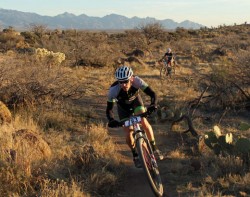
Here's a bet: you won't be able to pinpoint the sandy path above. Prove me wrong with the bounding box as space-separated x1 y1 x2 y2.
108 128 157 197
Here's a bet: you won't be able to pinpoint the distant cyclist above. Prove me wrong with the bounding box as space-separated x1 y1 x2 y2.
160 48 174 75
162 48 173 65
106 65 164 168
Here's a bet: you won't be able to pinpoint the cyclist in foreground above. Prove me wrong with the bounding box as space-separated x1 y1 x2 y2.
106 65 164 168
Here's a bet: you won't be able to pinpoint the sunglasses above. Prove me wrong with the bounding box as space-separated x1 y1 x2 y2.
119 80 130 84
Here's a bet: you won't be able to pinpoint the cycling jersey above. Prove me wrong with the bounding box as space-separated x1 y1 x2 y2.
107 76 148 104
106 76 157 121
164 52 173 63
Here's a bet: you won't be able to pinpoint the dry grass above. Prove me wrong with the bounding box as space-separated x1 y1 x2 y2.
0 105 123 196
0 101 12 124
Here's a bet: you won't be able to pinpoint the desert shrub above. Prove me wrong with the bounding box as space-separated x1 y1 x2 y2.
43 123 123 196
0 117 51 177
29 23 48 38
20 31 40 46
0 57 85 109
123 29 148 51
65 31 119 67
195 42 214 61
35 48 66 66
175 27 191 38
13 129 52 158
138 22 168 44
0 30 24 52
173 40 194 54
0 110 123 196
212 34 250 52
197 52 250 111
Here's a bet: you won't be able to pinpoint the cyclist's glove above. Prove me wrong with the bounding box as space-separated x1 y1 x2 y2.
147 105 157 114
108 119 121 128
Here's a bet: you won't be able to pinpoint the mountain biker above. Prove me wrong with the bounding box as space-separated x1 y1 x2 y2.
106 65 164 168
161 48 174 75
162 48 173 65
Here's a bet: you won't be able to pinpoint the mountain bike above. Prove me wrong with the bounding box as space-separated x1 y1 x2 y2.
159 57 176 79
119 110 164 197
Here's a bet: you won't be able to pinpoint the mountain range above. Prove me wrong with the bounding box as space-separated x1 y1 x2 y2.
0 8 204 30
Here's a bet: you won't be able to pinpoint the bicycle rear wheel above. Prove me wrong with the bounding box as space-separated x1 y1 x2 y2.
137 137 164 197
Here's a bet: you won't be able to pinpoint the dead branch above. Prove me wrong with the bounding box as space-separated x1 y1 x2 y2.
190 86 209 116
230 80 250 101
218 107 229 124
171 114 200 137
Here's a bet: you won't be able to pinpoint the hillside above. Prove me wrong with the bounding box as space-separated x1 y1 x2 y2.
0 8 204 30
0 23 249 196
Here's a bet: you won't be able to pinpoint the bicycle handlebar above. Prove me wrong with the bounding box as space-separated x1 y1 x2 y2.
118 107 155 127
108 107 156 128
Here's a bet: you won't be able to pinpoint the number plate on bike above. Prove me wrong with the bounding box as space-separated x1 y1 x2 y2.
124 116 142 127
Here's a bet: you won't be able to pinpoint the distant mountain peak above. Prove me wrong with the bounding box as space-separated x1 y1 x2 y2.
56 12 76 17
0 8 204 30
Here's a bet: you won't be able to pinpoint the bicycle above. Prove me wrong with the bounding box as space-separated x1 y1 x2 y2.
118 109 164 197
159 57 176 79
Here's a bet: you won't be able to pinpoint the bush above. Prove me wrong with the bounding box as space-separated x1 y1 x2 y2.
35 48 66 66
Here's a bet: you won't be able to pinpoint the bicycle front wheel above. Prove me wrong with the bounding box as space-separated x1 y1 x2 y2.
160 65 168 79
172 61 176 74
137 137 164 197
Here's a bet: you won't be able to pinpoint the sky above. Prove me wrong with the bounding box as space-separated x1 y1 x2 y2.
1 0 250 27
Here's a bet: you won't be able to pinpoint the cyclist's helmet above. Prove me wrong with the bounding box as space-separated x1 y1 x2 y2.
115 66 133 81
167 48 171 53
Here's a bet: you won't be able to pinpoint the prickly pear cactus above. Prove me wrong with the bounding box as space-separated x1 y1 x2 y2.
199 126 250 167
239 122 250 131
213 125 222 138
235 138 250 154
225 133 233 144
204 131 218 149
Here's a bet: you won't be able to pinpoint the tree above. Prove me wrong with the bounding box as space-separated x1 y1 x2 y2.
29 23 47 38
137 22 168 44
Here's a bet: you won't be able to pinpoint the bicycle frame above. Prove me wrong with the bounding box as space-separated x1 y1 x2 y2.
124 116 155 161
124 116 146 140
123 114 163 197
160 58 176 79
124 116 145 140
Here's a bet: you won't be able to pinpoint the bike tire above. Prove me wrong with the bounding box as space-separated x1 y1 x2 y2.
137 137 164 197
172 61 176 74
160 65 168 79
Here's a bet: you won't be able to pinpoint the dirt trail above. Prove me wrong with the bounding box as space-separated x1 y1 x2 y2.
108 128 156 197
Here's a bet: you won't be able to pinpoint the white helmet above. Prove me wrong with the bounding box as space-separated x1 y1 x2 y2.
115 66 133 81
167 48 171 53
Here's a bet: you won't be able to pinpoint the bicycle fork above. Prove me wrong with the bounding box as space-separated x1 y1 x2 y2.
134 130 158 169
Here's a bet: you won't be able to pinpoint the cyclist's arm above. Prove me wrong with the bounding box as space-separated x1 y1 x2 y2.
106 101 115 121
143 86 158 106
160 53 167 61
106 83 120 121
